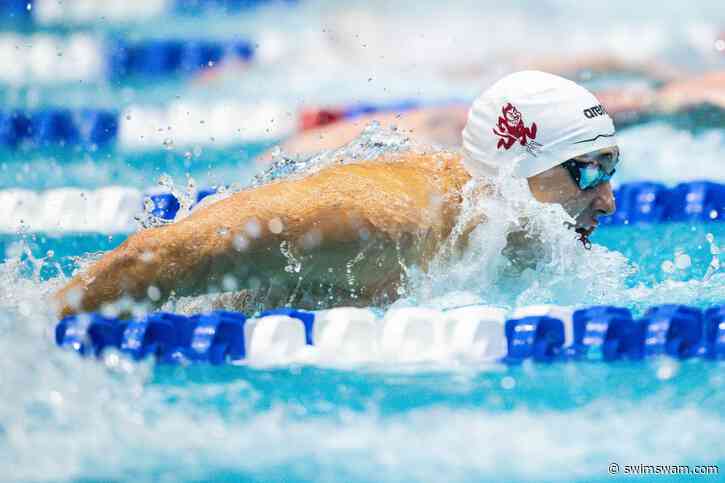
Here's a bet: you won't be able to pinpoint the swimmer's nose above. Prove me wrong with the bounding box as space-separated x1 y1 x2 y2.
592 181 616 216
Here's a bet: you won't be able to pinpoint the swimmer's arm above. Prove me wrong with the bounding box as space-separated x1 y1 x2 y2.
53 167 392 317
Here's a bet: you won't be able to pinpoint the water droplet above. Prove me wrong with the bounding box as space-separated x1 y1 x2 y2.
675 252 691 270
222 275 238 291
147 285 161 301
656 360 678 380
244 218 262 238
268 218 284 234
162 138 174 150
501 376 516 390
233 234 249 252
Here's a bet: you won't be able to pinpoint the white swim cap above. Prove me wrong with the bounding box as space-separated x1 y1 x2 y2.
462 71 617 178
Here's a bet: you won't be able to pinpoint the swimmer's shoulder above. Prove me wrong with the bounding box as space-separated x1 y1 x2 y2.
363 151 471 190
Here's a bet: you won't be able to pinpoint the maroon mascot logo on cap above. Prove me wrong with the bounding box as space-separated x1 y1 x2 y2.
493 103 541 155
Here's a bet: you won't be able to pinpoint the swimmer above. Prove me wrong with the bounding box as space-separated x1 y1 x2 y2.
257 104 469 165
655 70 725 112
55 71 618 317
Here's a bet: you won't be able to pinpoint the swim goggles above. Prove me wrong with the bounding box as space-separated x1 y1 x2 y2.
562 151 619 191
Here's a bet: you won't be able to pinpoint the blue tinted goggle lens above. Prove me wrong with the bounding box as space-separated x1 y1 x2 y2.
563 159 616 190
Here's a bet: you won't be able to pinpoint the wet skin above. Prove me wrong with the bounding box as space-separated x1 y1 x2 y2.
54 149 617 317
527 146 619 237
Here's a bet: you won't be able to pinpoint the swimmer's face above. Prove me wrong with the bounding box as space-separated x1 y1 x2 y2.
527 146 619 236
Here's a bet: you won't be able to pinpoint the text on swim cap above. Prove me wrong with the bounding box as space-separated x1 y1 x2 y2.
583 104 607 119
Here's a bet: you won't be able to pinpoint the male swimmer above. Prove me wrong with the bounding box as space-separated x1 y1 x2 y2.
55 71 618 317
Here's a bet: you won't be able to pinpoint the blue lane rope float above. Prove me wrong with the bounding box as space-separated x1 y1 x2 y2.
0 0 32 24
107 37 255 79
0 108 118 149
601 181 725 225
175 0 300 14
55 303 725 365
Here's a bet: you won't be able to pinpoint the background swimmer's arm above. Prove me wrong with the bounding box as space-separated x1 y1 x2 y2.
54 157 465 316
257 106 468 164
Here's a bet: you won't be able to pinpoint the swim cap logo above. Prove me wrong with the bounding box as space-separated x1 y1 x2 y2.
583 104 606 119
493 103 542 156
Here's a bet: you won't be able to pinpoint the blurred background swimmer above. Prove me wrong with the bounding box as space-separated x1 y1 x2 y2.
55 71 618 316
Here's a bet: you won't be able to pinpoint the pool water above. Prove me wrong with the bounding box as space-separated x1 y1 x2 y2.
3 0 725 481
2 182 724 483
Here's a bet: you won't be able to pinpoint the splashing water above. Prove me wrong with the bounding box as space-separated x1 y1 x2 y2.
252 121 415 187
705 232 722 280
3 135 725 483
406 160 636 311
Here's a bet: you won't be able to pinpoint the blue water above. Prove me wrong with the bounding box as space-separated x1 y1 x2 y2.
1 221 722 482
2 1 725 482
4 221 724 295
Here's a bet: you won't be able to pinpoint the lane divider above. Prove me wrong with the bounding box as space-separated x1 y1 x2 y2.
0 101 293 150
107 37 254 79
0 99 420 150
0 186 215 233
601 181 725 224
55 304 725 365
0 34 254 84
1 180 723 233
0 100 425 150
12 0 298 26
0 109 118 148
